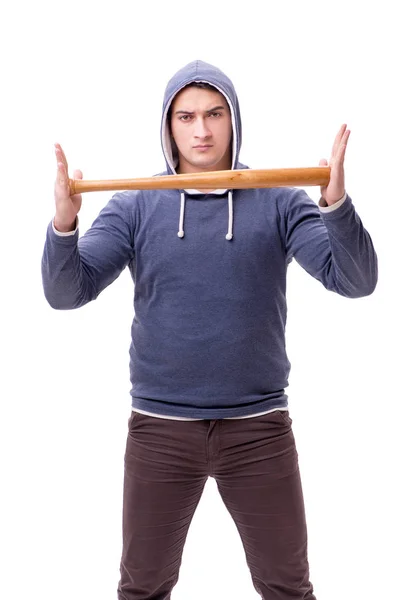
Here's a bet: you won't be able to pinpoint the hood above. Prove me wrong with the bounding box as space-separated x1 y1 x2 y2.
160 60 244 240
161 60 242 179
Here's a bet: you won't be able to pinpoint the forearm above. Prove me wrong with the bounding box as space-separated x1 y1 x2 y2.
41 193 136 310
321 196 378 297
286 191 378 298
41 221 96 309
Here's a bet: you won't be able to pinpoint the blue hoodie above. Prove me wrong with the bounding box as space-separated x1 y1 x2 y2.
41 60 378 420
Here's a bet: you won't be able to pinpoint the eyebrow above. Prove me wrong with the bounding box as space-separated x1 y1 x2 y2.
174 105 226 115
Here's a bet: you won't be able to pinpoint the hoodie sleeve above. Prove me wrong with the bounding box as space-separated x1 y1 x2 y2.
284 189 378 298
41 192 135 309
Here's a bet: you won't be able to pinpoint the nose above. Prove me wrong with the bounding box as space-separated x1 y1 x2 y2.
194 117 211 138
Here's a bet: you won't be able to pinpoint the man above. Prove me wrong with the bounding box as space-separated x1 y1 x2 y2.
42 60 378 600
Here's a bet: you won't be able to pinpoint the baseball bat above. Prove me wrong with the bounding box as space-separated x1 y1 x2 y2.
68 167 330 195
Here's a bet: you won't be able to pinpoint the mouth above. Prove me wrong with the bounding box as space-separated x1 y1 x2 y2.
193 145 213 150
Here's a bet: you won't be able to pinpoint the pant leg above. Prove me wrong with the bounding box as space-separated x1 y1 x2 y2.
117 411 208 600
213 410 316 600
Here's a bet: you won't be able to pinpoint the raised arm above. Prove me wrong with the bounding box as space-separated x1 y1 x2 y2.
41 144 135 309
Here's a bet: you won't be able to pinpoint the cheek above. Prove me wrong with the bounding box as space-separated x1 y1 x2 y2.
218 122 232 145
171 125 182 145
170 126 190 154
172 123 188 139
170 122 177 140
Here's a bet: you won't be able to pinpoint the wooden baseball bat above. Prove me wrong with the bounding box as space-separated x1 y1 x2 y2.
68 167 330 195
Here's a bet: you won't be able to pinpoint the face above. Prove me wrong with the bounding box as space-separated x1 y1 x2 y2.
170 86 232 174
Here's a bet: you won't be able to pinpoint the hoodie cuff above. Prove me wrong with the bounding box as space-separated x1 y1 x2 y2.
318 192 347 213
52 217 79 236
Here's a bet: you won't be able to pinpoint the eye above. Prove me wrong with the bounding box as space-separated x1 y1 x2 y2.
178 115 193 122
209 112 222 118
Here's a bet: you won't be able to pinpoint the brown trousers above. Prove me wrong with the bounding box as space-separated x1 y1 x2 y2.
117 409 316 600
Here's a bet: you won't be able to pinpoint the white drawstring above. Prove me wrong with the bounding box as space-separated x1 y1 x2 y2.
177 191 185 238
177 190 233 240
225 190 233 240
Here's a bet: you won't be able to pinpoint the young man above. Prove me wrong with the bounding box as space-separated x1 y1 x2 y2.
42 60 378 600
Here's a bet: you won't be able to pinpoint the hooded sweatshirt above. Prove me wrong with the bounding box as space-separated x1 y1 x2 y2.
41 60 378 421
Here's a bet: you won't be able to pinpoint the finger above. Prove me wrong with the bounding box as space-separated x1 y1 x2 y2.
56 161 69 189
331 124 347 159
55 146 67 173
331 124 347 160
56 143 68 168
336 129 351 164
54 143 69 172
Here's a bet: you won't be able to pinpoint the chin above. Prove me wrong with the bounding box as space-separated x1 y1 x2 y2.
191 157 221 170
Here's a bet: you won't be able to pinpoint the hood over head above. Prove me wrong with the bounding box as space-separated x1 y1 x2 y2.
161 60 242 177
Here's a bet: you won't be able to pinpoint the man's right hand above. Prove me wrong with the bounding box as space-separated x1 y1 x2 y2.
54 143 83 232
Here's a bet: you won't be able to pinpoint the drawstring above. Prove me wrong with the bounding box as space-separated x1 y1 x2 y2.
177 191 185 238
177 190 234 240
226 190 233 240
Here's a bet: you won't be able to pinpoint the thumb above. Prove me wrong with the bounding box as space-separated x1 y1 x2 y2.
71 169 83 201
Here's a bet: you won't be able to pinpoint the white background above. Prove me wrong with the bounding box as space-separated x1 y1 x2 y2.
1 1 399 599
